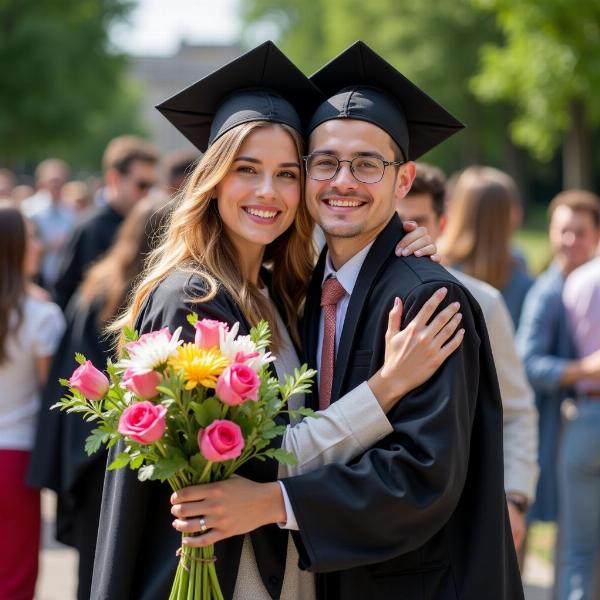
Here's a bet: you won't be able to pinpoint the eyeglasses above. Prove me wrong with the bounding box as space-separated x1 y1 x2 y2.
303 153 404 184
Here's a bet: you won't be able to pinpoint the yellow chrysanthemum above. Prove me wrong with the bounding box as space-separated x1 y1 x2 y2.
168 344 229 390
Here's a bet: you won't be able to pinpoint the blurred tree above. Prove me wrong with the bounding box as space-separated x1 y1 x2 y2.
241 1 517 179
470 0 600 188
0 0 140 169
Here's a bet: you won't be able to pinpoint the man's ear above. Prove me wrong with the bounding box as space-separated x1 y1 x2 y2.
438 214 448 234
105 168 122 188
394 161 416 200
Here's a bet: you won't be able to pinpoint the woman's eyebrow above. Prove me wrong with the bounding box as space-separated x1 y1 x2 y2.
234 156 261 164
279 162 300 168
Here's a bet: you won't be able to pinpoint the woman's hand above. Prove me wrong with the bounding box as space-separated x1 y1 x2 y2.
367 287 464 412
395 220 440 262
171 476 285 548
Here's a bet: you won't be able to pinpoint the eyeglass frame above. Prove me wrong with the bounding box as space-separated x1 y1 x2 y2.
303 153 406 184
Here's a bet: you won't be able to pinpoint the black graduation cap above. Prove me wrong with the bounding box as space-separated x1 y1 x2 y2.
156 41 323 152
309 41 464 160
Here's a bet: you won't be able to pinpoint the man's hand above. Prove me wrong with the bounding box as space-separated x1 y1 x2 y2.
171 476 286 548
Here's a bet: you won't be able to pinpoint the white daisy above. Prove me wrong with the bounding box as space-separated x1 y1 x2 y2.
219 323 276 372
119 326 183 373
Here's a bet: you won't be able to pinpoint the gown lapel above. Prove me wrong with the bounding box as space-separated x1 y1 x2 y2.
302 249 327 411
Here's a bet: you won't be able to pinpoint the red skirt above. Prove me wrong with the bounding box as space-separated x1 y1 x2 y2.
0 450 41 600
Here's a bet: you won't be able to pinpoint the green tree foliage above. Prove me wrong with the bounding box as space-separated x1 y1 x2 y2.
471 0 600 158
0 0 139 167
241 0 508 173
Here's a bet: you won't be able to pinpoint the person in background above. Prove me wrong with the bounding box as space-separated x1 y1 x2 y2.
396 162 538 553
440 166 533 327
62 180 93 218
52 135 159 310
23 159 76 289
162 148 200 196
0 202 65 600
0 169 16 199
11 184 35 207
517 191 600 535
21 158 69 216
558 252 600 600
28 198 171 600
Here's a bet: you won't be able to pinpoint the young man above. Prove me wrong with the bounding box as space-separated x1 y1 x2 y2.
174 42 523 599
517 190 600 530
52 135 159 309
396 162 538 553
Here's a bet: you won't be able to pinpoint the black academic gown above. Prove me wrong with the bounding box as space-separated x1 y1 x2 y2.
53 204 123 310
282 215 524 600
27 294 110 600
90 269 288 600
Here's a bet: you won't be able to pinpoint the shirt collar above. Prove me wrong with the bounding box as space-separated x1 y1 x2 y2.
322 241 375 296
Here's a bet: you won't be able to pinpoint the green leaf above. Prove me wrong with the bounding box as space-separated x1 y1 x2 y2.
156 385 177 400
264 448 298 466
261 424 286 439
190 401 211 427
249 320 271 351
123 326 139 343
130 455 144 470
74 352 87 365
189 452 207 475
151 456 189 481
85 428 110 455
186 312 199 327
203 396 223 422
107 452 131 470
59 377 70 387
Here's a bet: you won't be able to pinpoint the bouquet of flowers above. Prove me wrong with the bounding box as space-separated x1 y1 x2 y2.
54 314 316 600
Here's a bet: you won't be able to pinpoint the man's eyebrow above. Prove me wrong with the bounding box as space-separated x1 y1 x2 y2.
310 149 386 160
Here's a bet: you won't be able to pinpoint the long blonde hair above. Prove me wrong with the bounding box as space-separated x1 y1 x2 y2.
440 166 518 290
112 121 315 351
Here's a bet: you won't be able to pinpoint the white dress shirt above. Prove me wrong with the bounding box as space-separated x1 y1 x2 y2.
316 242 375 387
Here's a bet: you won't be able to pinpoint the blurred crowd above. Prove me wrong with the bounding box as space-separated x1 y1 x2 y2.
1 137 599 599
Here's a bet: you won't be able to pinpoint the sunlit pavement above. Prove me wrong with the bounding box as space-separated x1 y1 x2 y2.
36 490 552 600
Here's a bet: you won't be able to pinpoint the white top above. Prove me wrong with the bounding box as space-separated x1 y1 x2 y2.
0 295 65 450
448 268 538 501
316 241 375 386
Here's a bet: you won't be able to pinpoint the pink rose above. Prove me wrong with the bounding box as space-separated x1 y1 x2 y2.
118 401 167 444
198 420 244 462
216 363 260 406
194 319 228 349
69 360 109 401
123 368 162 399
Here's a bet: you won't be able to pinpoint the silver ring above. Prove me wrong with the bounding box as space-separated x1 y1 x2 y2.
199 517 208 534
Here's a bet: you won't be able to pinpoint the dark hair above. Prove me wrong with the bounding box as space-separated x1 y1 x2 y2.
102 135 159 175
78 198 172 324
163 149 201 191
548 189 600 228
0 201 27 365
407 163 447 218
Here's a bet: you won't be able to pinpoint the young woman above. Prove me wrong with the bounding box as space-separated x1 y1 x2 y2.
441 166 533 327
0 202 65 600
28 198 170 600
92 44 463 600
